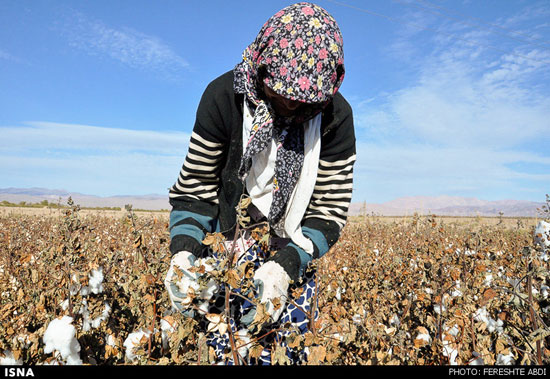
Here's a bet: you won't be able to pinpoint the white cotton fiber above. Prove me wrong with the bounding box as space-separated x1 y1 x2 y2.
496 352 515 365
469 352 485 365
88 268 104 294
42 316 82 365
0 351 23 365
473 307 503 334
160 317 176 350
236 329 251 359
123 329 151 362
535 221 550 261
77 267 105 296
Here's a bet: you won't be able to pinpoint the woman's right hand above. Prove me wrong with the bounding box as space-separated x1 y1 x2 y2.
164 251 201 315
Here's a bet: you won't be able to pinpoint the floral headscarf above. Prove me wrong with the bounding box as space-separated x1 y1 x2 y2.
234 2 345 225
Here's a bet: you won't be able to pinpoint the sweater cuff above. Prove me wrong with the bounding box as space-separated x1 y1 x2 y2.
169 234 204 258
302 218 341 258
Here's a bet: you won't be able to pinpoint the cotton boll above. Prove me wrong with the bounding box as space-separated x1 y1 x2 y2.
534 221 550 262
235 329 251 359
88 268 104 295
106 334 118 348
496 352 515 365
469 352 484 365
65 354 83 365
80 268 105 296
160 317 176 350
534 221 550 250
80 286 91 297
417 332 430 344
473 307 489 323
0 351 22 365
487 318 504 334
415 326 431 346
91 303 111 329
434 303 446 315
440 328 459 365
79 299 111 331
123 329 151 362
60 299 69 311
13 334 32 349
473 307 503 334
69 274 80 296
442 342 458 365
389 314 400 327
450 281 463 297
80 299 92 332
42 316 82 365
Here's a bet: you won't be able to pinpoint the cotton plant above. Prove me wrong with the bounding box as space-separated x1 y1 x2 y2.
441 324 460 365
80 268 105 296
123 329 151 363
80 300 112 332
469 352 485 365
473 307 504 334
496 352 515 365
414 326 431 347
40 265 111 365
534 221 549 261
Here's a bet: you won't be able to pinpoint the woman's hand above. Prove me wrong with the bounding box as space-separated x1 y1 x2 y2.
241 260 291 330
164 251 201 316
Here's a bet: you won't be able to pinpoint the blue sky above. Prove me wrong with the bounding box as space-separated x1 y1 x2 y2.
1 0 549 203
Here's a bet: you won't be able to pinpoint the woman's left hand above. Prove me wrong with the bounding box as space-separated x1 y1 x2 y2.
240 260 291 329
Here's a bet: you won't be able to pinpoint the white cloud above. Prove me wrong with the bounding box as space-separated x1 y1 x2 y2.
353 142 550 203
0 122 190 196
0 48 24 64
61 11 189 79
497 1 550 31
351 2 550 203
1 122 190 155
0 48 13 60
359 41 550 148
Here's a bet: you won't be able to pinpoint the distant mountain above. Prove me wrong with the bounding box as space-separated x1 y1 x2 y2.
0 188 169 210
0 187 72 196
349 195 546 217
0 188 545 216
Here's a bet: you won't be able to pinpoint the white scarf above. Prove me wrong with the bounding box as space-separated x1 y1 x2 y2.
242 103 321 255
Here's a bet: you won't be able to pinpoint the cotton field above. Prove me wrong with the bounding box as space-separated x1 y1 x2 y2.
0 202 549 365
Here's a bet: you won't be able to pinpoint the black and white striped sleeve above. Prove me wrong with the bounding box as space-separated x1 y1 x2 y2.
168 76 230 257
170 131 224 204
302 93 356 259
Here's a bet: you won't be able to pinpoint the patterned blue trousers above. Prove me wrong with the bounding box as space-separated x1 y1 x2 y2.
200 240 318 365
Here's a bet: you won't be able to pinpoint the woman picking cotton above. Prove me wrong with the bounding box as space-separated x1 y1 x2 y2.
164 2 355 365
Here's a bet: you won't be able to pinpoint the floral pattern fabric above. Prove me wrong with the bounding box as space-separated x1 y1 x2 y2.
234 2 345 226
204 239 319 365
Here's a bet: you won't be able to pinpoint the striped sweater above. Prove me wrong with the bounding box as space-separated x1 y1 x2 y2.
168 70 356 278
